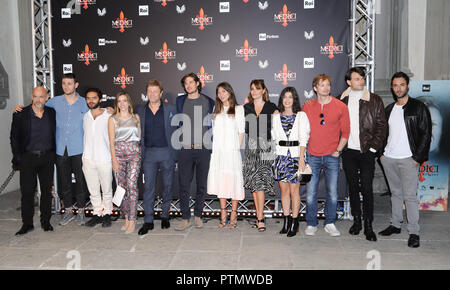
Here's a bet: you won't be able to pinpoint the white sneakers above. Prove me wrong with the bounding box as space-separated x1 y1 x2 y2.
305 226 318 236
324 223 341 237
304 224 341 237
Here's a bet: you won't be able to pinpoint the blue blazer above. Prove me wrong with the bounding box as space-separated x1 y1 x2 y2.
136 102 179 162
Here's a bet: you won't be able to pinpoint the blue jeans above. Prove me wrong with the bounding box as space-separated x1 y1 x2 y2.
143 147 175 223
305 152 340 226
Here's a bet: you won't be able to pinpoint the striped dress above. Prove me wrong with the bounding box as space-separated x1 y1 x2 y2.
243 102 278 195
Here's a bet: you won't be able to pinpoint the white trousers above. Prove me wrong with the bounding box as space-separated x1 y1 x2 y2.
82 158 113 216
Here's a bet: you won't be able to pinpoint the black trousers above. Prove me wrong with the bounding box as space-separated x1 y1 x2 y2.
178 148 211 220
55 148 88 209
342 149 375 220
20 151 55 226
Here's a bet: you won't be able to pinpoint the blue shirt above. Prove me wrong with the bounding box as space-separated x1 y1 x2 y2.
144 104 168 148
46 94 89 156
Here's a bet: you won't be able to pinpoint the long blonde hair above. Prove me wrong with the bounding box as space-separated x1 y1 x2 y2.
113 91 135 126
114 91 135 115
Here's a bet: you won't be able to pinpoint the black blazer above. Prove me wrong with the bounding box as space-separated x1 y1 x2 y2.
10 105 56 166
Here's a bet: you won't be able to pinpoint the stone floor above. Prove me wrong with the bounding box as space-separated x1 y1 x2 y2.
0 190 449 270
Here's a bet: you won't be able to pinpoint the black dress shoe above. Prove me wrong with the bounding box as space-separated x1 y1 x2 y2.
41 223 54 232
15 224 34 236
349 215 362 235
161 219 170 229
102 215 111 228
378 225 401 236
138 223 154 235
85 215 103 227
408 234 420 248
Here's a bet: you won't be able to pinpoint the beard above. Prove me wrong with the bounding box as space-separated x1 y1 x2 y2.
391 88 409 100
396 89 408 99
88 102 100 109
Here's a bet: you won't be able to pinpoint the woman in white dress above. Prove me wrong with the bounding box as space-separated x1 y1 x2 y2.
207 82 245 228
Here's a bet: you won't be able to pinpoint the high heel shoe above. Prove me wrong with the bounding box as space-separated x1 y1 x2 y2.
121 219 129 231
125 220 136 234
279 215 291 234
219 208 227 228
228 210 238 229
287 216 299 237
257 218 266 232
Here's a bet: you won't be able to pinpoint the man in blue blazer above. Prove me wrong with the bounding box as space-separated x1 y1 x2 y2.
136 80 178 235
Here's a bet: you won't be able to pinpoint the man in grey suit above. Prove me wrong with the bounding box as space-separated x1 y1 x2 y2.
136 80 178 235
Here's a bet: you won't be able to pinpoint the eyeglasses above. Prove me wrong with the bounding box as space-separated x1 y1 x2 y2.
320 113 325 125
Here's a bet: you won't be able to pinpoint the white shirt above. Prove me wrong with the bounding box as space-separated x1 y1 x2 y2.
83 110 112 162
347 90 362 151
384 104 412 159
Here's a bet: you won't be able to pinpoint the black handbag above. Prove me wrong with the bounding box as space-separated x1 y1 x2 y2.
296 164 312 183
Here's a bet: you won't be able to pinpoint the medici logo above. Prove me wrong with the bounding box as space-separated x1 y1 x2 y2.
192 8 213 30
76 0 96 10
77 44 97 66
235 40 257 62
112 11 133 33
274 64 296 86
113 67 134 89
320 36 344 59
197 66 214 87
274 4 296 27
154 0 174 6
155 42 176 64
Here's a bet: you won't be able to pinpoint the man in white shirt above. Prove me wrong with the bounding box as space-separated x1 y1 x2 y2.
379 72 432 248
82 88 113 227
339 67 387 242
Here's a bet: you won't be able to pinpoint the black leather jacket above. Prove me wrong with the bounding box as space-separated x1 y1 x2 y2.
384 97 432 164
340 88 387 154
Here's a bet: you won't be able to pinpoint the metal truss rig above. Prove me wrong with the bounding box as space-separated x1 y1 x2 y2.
32 0 55 97
350 0 376 92
61 198 350 221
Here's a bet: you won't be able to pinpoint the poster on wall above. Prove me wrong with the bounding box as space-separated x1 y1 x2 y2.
410 80 450 211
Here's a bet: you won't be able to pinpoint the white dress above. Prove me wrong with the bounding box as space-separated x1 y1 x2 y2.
207 105 245 200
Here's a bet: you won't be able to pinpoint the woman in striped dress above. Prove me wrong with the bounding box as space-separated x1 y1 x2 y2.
243 79 279 232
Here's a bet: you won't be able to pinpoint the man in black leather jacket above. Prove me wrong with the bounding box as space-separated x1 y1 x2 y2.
378 72 432 248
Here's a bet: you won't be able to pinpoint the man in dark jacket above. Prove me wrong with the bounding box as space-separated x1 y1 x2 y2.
378 72 432 248
10 86 56 235
174 73 214 231
136 80 178 235
340 67 387 242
